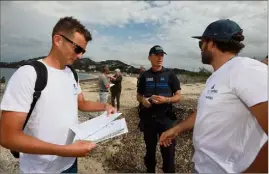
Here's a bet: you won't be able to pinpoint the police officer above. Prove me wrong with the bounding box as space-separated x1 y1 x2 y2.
137 45 181 173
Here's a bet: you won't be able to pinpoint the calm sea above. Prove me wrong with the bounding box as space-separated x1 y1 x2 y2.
0 68 96 83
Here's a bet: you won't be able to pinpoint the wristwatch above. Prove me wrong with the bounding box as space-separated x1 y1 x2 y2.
167 97 171 104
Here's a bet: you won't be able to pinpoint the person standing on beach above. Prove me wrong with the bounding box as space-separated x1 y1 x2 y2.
136 65 146 113
109 68 122 112
137 65 146 87
0 16 117 173
159 19 268 173
98 65 110 103
136 45 181 173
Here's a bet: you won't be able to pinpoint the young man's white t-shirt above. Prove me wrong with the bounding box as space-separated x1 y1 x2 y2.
0 60 81 173
192 56 268 173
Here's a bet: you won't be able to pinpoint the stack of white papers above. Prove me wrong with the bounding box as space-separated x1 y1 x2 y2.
85 118 128 143
68 112 128 144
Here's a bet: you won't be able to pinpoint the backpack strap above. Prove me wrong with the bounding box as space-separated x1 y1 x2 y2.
66 65 78 83
22 61 48 129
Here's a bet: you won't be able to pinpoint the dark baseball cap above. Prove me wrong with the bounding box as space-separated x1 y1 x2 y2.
149 45 167 56
192 19 243 42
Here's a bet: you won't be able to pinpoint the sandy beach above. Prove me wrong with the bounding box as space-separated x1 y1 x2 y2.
0 75 205 173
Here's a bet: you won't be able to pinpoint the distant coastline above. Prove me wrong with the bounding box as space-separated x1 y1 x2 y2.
0 56 212 78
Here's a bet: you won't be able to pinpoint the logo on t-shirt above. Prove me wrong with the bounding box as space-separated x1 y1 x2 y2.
205 96 213 100
205 84 218 100
73 84 77 90
73 83 78 94
208 84 218 93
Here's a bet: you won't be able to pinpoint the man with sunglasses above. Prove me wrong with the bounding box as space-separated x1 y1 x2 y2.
0 17 116 173
159 19 268 173
136 45 181 173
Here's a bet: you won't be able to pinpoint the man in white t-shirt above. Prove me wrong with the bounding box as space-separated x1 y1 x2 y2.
0 16 117 173
159 19 268 173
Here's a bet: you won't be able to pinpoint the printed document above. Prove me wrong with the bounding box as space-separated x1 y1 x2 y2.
68 111 128 143
85 118 128 143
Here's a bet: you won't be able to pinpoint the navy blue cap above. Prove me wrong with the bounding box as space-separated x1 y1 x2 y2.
192 19 243 42
149 45 167 56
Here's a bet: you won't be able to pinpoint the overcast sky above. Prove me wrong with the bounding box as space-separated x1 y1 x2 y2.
1 1 267 71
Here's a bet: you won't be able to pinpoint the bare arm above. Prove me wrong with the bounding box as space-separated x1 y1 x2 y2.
78 93 107 112
172 109 197 133
167 90 181 103
151 90 181 105
159 110 197 146
170 90 181 103
243 101 268 173
0 111 70 156
136 93 144 103
77 93 116 114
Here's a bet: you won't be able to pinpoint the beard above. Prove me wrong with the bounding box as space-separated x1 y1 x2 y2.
201 50 213 65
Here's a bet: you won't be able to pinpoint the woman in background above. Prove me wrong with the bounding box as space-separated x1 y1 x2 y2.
109 69 122 112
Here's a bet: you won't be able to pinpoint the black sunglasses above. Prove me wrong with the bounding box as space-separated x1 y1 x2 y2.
199 40 203 49
59 34 86 54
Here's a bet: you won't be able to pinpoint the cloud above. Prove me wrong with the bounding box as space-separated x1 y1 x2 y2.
1 1 267 71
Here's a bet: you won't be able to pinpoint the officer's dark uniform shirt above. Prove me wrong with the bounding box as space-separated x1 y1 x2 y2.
137 67 181 116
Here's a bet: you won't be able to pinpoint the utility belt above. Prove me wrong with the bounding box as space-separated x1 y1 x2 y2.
100 90 108 92
138 104 177 121
137 104 177 132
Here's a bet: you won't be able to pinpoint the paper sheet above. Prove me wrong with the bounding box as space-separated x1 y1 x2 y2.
85 118 128 143
98 118 128 143
109 84 114 88
70 111 122 140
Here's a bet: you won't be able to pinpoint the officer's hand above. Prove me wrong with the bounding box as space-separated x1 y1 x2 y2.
159 128 178 147
142 97 152 108
151 95 168 104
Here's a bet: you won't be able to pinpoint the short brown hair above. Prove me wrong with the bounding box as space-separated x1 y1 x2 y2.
204 32 245 54
52 16 92 42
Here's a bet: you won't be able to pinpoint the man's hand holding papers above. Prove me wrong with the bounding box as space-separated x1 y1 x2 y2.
69 112 128 144
104 103 117 116
62 140 97 157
